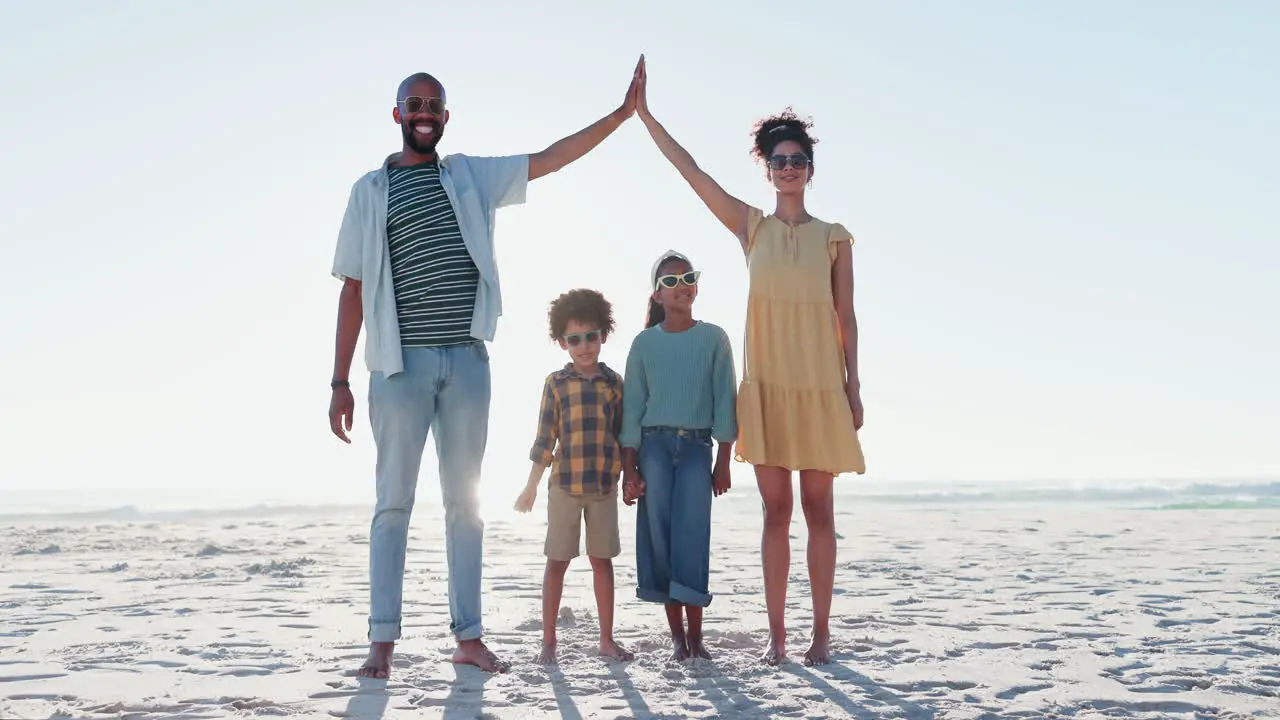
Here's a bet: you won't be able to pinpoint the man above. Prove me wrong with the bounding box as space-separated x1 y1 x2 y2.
327 56 643 677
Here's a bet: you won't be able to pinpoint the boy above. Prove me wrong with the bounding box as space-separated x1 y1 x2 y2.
514 288 633 664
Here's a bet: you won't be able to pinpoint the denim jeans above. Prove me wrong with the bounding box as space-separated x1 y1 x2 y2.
635 426 714 607
367 342 490 642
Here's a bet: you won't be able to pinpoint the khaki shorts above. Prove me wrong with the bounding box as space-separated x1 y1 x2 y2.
545 484 621 561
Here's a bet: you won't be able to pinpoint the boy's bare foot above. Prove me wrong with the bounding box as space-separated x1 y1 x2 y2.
688 635 712 661
358 641 394 678
803 632 831 666
761 637 787 666
599 638 633 661
536 641 557 665
452 639 510 673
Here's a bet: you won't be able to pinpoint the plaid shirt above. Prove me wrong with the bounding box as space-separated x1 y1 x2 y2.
529 363 624 495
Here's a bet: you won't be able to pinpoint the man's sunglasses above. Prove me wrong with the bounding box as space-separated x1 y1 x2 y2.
564 329 603 346
767 153 811 171
400 96 446 115
655 270 701 290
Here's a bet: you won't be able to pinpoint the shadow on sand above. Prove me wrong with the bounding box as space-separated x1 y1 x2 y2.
341 677 390 720
442 664 493 720
784 660 938 720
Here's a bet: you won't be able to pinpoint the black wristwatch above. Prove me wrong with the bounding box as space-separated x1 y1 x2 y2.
330 379 350 389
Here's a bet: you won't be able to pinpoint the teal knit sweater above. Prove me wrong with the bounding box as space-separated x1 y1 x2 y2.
619 320 738 449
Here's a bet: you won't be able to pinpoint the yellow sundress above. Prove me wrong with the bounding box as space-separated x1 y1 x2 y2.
734 207 866 475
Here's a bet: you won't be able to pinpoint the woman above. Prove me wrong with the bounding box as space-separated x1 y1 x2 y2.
633 58 865 667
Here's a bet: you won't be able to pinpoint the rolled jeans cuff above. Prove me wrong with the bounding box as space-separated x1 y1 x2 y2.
368 618 402 643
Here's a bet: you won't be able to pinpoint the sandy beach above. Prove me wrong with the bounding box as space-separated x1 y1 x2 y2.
2 491 1277 719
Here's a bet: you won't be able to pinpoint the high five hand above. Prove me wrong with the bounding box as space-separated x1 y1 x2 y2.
619 55 644 119
634 55 650 120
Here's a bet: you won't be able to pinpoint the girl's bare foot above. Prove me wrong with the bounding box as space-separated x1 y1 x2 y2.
688 635 712 660
536 641 557 665
803 632 831 666
599 638 634 661
358 641 394 678
761 636 788 666
452 639 510 673
670 640 691 662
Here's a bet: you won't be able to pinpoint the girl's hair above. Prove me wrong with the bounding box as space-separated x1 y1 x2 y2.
645 253 692 329
749 107 818 166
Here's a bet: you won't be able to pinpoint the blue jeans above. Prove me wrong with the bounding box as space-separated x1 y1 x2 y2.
635 426 714 607
367 342 490 643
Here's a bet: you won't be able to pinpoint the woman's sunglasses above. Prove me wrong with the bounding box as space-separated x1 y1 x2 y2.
400 96 446 115
767 153 811 171
564 329 602 346
655 270 701 290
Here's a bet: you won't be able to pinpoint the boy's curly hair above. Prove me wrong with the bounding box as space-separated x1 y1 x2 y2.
547 288 616 341
749 106 818 166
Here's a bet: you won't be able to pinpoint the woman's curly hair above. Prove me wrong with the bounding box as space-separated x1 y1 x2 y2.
750 107 818 166
547 288 616 341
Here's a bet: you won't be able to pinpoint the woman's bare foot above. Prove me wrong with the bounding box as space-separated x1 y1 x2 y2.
358 641 394 678
536 641 557 665
452 639 510 673
599 638 634 661
761 636 788 666
803 633 831 666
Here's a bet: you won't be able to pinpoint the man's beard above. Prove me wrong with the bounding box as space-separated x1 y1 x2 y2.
402 120 443 155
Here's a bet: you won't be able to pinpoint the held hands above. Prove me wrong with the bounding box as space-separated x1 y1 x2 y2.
622 469 646 506
329 386 355 443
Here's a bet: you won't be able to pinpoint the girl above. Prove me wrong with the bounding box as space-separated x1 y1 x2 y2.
619 250 736 662
632 58 865 667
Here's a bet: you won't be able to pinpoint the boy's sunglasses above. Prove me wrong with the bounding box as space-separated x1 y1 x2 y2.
767 153 811 171
564 329 602 346
400 96 446 115
655 270 701 290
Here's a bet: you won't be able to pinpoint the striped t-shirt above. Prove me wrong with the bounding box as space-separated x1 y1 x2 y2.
385 162 479 346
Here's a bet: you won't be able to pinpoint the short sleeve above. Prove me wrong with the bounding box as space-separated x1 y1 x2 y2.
331 181 365 281
745 206 766 257
463 154 529 208
827 222 855 262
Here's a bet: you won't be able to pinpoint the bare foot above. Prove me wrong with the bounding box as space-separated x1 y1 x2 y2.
688 636 712 661
803 634 831 666
670 639 691 662
358 641 394 678
452 639 510 673
599 638 634 662
761 637 788 666
536 641 557 665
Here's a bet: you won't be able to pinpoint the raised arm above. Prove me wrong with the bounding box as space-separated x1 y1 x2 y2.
528 56 643 181
635 58 751 249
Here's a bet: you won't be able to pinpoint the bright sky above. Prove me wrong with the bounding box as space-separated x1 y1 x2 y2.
1 1 1277 508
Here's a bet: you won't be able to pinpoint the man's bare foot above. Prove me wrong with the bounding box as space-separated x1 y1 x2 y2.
358 641 394 678
536 641 557 665
688 636 712 661
761 636 788 666
803 633 832 666
452 638 510 673
599 638 633 661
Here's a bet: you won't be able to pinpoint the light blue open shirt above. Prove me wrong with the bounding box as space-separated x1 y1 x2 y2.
331 152 530 378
